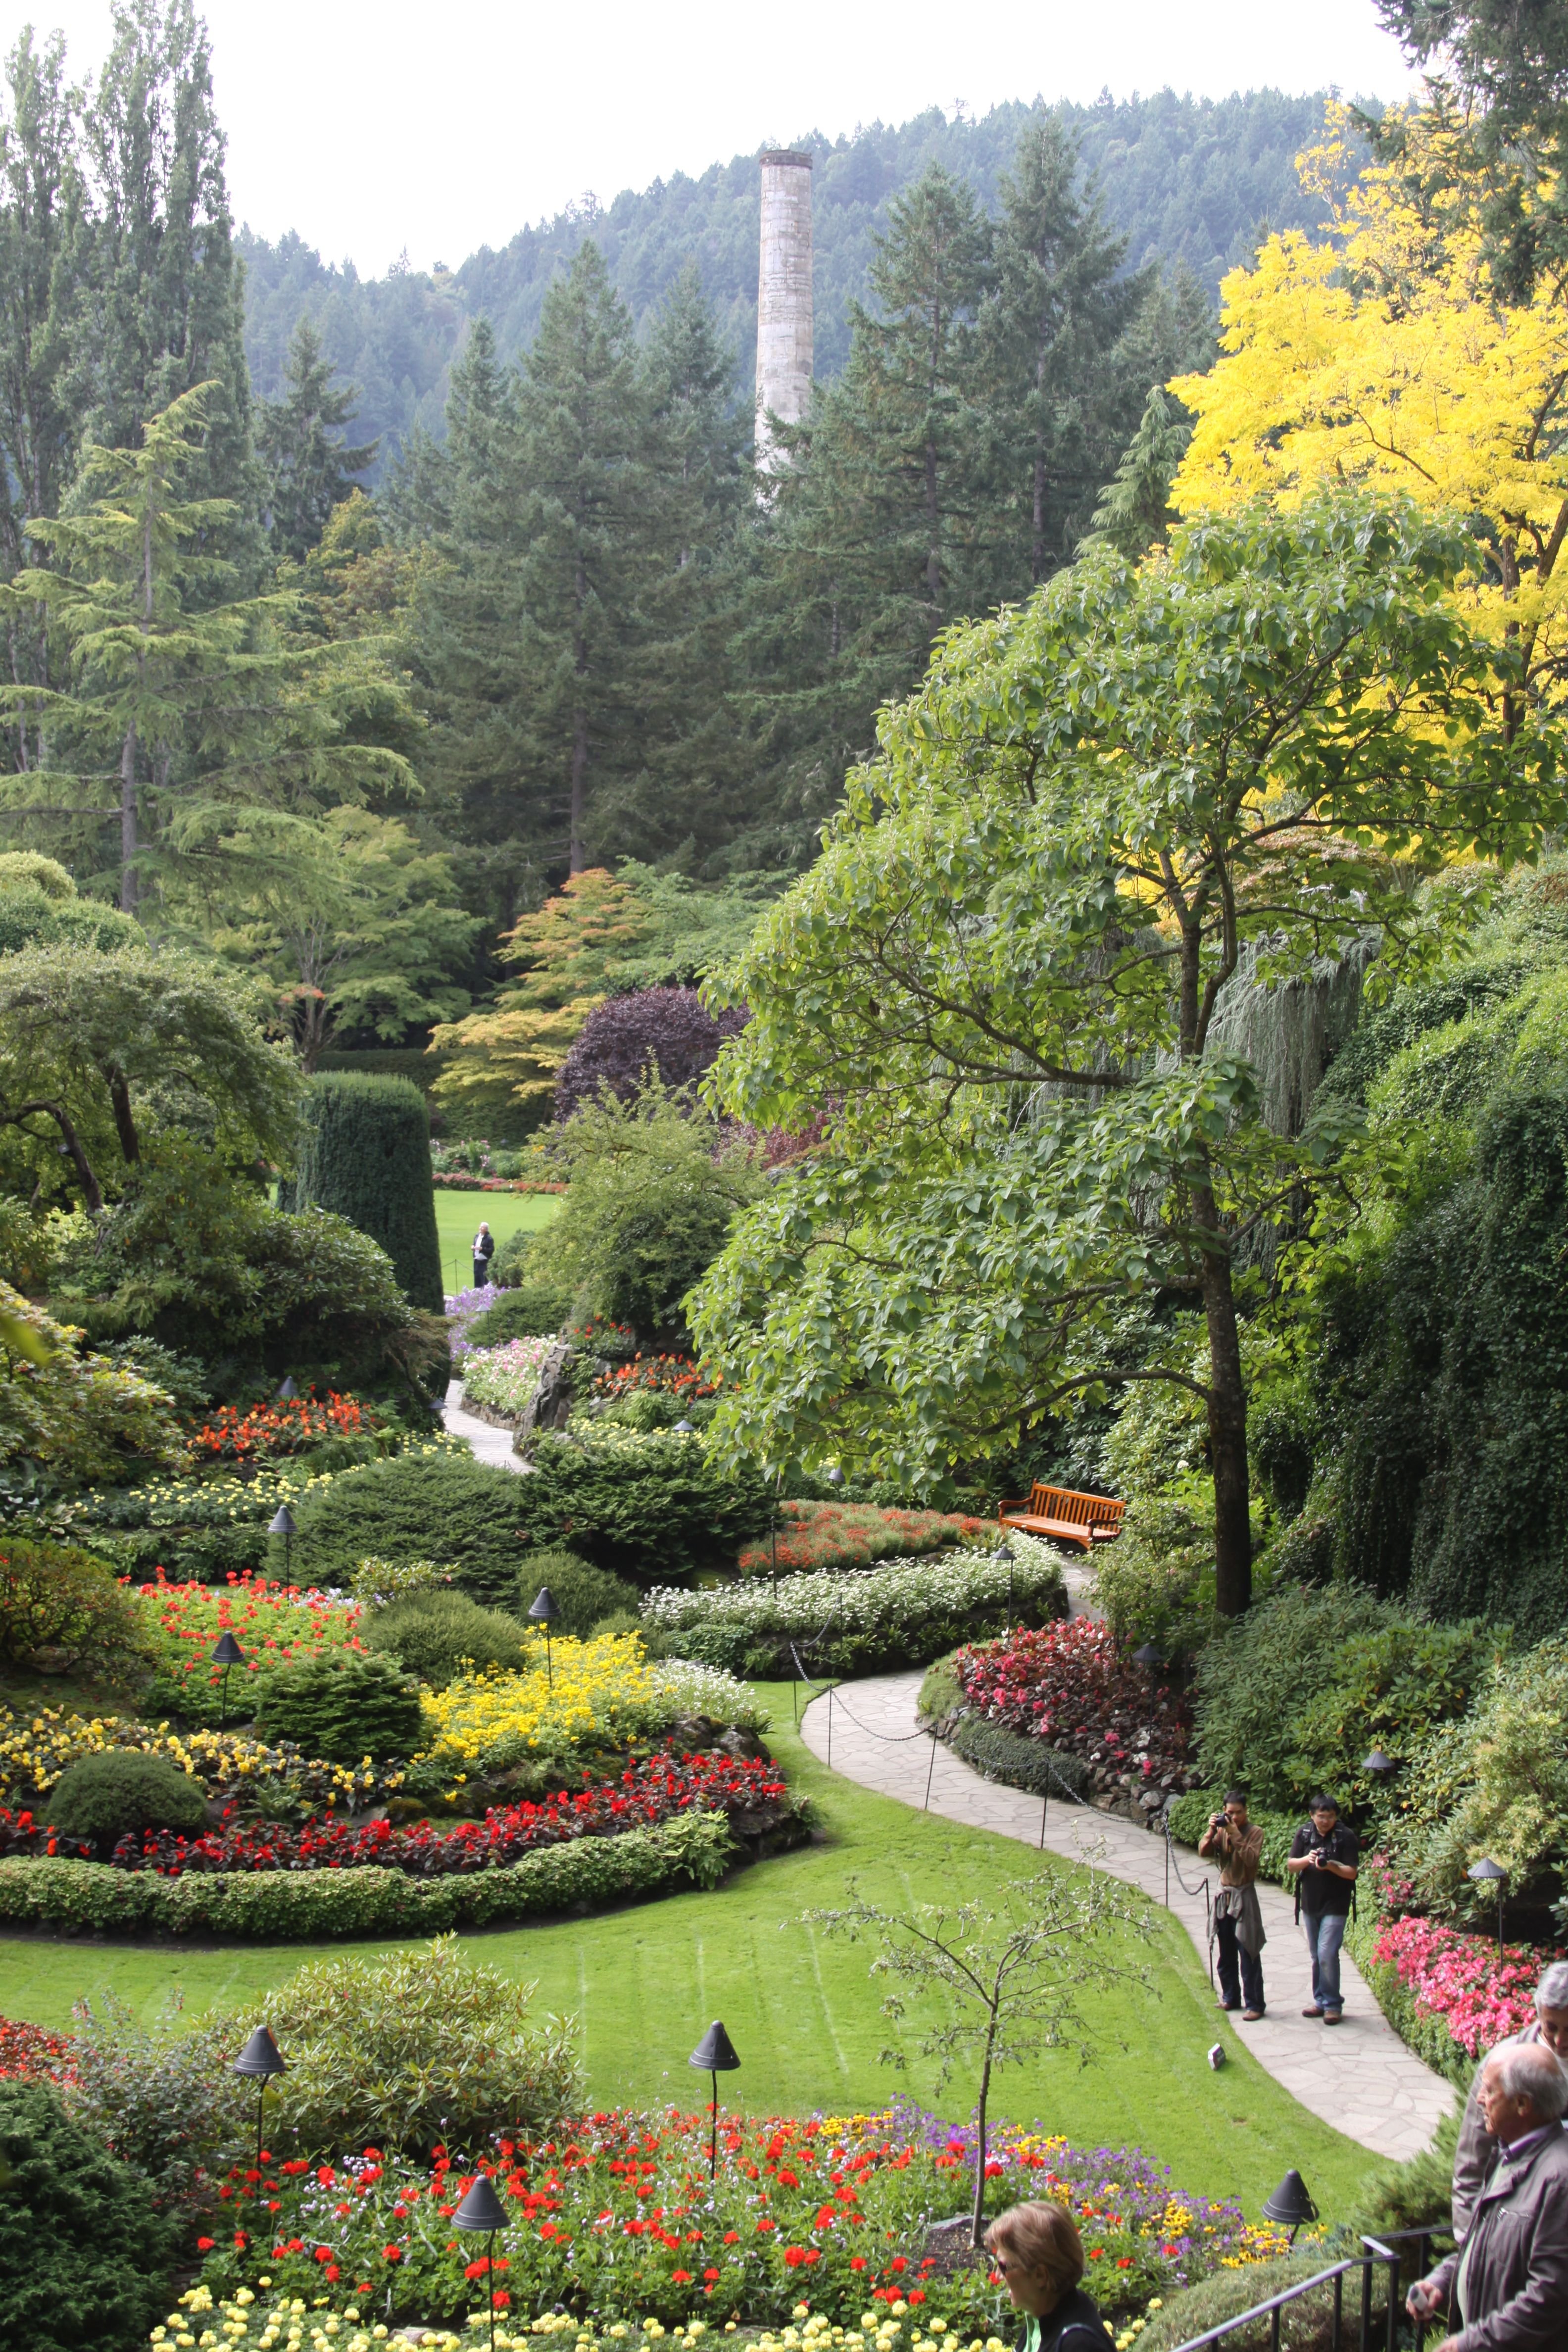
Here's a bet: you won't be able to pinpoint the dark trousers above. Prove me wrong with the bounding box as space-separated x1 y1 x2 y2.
473 1259 490 1290
1216 1911 1265 2011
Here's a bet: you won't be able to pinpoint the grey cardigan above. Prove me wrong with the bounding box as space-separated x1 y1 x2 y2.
1426 2125 1568 2352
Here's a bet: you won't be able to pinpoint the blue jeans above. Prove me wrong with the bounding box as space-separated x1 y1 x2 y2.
1304 1910 1348 2013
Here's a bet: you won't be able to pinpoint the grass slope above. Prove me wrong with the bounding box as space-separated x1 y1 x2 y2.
0 1685 1380 2218
434 1191 560 1299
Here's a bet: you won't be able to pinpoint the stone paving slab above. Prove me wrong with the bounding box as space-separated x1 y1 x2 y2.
800 1670 1454 2163
442 1379 529 1474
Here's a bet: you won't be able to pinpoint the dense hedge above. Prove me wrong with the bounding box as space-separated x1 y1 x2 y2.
0 1810 733 1940
521 1429 772 1582
0 2078 177 2352
285 1072 443 1312
293 1452 531 1603
947 1718 1091 1802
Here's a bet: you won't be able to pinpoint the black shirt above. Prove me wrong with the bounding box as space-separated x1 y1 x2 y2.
1016 2292 1114 2352
1290 1820 1360 1916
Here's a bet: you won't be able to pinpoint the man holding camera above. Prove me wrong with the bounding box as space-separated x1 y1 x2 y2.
1286 1794 1360 2026
1199 1789 1267 2020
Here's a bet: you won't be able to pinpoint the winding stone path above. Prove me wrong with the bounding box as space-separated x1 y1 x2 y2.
800 1670 1454 2164
442 1378 528 1474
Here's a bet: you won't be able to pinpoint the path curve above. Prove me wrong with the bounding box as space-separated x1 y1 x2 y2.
442 1378 528 1474
800 1670 1453 2164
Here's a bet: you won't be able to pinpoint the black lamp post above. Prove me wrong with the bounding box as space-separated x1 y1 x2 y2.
268 1504 296 1579
233 2025 285 2172
528 1585 558 1689
689 2018 741 2179
1469 1857 1508 1960
1262 2169 1318 2246
1133 1642 1167 1674
673 1419 696 1435
275 1375 299 1403
826 1467 845 1490
453 2172 509 2352
991 1540 1015 1630
210 1629 245 1731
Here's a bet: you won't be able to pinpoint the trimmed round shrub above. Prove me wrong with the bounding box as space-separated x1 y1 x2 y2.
292 1452 530 1606
254 1649 424 1763
0 2078 177 2352
466 1287 569 1347
514 1549 640 1637
47 1752 207 1855
365 1590 529 1686
520 1428 772 1582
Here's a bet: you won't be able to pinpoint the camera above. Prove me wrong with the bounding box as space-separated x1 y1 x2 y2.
1209 1813 1227 1831
1311 1848 1329 1868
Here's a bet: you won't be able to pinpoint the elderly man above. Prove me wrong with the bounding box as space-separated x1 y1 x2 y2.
1409 2044 1568 2352
1453 1962 1568 2239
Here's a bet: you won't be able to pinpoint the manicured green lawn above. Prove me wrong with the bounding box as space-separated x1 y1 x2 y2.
0 1685 1381 2220
434 1189 560 1299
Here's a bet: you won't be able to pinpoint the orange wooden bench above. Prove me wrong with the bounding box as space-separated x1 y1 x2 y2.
998 1483 1126 1555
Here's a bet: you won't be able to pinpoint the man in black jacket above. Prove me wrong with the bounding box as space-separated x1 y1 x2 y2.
1285 1795 1359 2025
1409 2042 1568 2352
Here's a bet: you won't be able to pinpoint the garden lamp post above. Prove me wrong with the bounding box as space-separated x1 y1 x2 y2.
233 2025 285 2172
1469 1857 1509 1960
268 1504 296 1579
826 1467 845 1489
990 1540 1015 1631
688 2019 741 2180
673 1419 696 1435
275 1375 299 1402
453 2172 509 2352
1261 2169 1318 2246
1133 1642 1167 1676
1362 1749 1396 1779
210 1630 245 1731
528 1586 558 1689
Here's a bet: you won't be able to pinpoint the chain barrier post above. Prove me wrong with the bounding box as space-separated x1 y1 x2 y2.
925 1731 936 1811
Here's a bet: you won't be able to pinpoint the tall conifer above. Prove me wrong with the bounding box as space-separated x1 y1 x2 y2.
259 320 377 564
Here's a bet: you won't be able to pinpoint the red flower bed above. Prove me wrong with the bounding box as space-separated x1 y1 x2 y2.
0 2014 74 2081
592 1355 720 1403
0 1751 792 1879
1373 1914 1567 2060
189 1393 371 1461
958 1618 1195 1798
138 1572 364 1700
736 1502 990 1575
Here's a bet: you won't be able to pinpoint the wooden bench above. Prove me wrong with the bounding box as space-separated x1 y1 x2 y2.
998 1483 1126 1555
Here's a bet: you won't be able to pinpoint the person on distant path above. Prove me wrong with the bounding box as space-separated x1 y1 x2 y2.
1199 1787 1267 2020
1408 2043 1568 2352
472 1221 495 1292
986 2200 1114 2352
1286 1793 1359 2025
1453 1963 1568 2240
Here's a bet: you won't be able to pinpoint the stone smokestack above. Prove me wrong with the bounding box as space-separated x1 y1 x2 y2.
755 148 813 465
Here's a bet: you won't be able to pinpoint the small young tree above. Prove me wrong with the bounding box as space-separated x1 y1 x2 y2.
806 1868 1154 2246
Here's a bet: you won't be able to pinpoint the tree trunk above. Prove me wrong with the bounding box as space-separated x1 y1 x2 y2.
1195 1177 1251 1616
11 1100 103 1213
104 1067 140 1164
119 723 138 910
969 2021 996 2246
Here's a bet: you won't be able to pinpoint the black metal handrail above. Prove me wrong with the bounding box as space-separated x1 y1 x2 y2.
1170 2225 1454 2352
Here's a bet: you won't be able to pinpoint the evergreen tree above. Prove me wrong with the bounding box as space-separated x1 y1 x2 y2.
976 117 1149 592
644 263 751 551
1081 384 1193 560
259 318 377 563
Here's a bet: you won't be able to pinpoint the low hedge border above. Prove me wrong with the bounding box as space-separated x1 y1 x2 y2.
947 1717 1092 1803
0 1810 733 1942
1343 1908 1473 2092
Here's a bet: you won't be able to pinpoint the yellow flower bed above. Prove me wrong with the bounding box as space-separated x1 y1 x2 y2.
0 1704 398 1809
417 1631 663 1773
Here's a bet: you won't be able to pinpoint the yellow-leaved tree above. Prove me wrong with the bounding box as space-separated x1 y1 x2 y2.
1170 103 1568 726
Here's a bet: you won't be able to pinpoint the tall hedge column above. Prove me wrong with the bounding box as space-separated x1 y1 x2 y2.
285 1072 444 1311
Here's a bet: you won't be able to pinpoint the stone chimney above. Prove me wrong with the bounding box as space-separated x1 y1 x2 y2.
755 149 814 466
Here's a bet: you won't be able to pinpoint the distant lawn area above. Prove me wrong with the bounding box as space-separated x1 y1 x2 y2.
434 1188 561 1298
0 1684 1381 2221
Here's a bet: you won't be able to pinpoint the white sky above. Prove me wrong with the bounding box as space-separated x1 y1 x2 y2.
16 0 1418 278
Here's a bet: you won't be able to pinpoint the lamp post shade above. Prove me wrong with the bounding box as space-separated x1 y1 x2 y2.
1470 1856 1509 1958
268 1506 296 1538
211 1631 245 1668
233 2026 285 2078
1133 1642 1167 1670
826 1467 845 1488
276 1376 299 1402
1262 2170 1318 2241
673 1419 697 1435
689 2020 741 2073
453 2174 509 2233
1362 1749 1396 1777
527 1587 558 1623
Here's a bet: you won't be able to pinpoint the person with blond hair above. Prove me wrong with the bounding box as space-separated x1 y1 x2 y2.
985 2201 1114 2352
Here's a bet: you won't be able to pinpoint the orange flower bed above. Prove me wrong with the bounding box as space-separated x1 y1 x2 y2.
189 1393 370 1460
737 1501 989 1574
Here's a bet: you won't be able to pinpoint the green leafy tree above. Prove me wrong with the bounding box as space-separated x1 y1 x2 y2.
691 494 1560 1615
0 386 411 910
805 1872 1152 2245
0 936 297 1212
0 1279 184 1487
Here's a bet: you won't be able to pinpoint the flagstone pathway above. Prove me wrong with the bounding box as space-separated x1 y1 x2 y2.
799 1670 1455 2164
442 1378 528 1473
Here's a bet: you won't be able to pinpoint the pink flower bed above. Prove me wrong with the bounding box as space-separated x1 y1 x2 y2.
1373 1914 1567 2058
957 1617 1195 1797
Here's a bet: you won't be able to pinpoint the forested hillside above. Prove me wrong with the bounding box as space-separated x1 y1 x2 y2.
242 88 1335 473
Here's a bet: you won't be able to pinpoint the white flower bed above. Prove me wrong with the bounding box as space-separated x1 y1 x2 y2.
649 1656 772 1730
461 1335 554 1417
